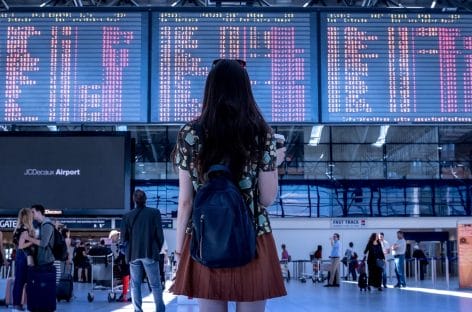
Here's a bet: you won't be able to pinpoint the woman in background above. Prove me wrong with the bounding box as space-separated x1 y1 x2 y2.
12 208 36 310
364 233 385 291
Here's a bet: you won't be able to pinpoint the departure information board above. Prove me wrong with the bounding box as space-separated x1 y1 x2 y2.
0 12 148 123
321 12 472 123
152 11 316 123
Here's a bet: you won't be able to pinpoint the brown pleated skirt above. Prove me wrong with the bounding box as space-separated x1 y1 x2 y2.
169 232 287 302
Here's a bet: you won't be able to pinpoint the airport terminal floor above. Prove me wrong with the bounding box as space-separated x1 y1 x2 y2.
43 277 471 312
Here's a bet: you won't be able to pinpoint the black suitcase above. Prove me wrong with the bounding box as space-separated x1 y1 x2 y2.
56 273 73 302
358 272 369 291
27 265 57 312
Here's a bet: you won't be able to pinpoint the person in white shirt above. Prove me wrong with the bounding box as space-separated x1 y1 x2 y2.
379 232 392 288
391 230 406 288
325 233 342 287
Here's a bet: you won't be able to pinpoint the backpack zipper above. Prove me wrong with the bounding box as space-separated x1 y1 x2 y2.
199 214 204 259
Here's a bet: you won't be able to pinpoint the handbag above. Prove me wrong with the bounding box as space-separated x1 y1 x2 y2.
376 258 385 269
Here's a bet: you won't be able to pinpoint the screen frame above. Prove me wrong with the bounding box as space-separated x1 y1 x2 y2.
0 131 132 217
3 7 472 126
0 8 150 124
318 9 472 125
150 7 318 125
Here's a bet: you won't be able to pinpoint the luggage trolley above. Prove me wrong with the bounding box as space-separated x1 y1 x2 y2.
310 259 326 283
292 260 310 283
280 260 291 282
86 253 116 302
317 260 332 283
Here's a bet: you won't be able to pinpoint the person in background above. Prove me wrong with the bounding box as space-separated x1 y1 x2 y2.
88 239 111 256
170 59 287 312
379 232 391 288
61 228 73 276
346 242 358 281
121 189 165 312
325 233 342 287
109 230 130 303
412 243 428 280
74 241 88 282
392 230 407 288
159 240 168 289
0 231 5 268
364 233 385 291
62 229 74 265
29 204 57 309
12 208 36 311
314 245 322 260
281 244 290 261
108 230 120 258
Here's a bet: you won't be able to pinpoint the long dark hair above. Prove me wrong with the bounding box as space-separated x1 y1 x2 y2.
194 59 270 181
368 232 378 245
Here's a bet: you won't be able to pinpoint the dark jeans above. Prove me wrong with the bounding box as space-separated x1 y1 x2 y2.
158 254 165 284
13 249 27 306
382 266 387 287
348 260 357 281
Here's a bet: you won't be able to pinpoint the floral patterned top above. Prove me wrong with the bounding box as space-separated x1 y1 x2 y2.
175 122 277 235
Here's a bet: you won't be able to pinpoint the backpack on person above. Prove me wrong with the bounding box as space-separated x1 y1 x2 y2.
190 165 256 268
45 222 68 261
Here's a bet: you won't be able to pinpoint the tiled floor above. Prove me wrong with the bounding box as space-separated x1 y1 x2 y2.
5 276 461 312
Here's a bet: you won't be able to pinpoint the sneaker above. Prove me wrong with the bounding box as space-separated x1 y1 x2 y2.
394 284 401 288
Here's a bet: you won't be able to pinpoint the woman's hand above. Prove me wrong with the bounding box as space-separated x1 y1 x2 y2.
276 147 286 167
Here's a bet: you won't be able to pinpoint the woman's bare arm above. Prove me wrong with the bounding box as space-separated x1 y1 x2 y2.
175 169 194 261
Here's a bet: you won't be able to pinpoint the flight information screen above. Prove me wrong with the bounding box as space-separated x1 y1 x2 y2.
0 11 148 123
152 11 316 123
320 12 472 123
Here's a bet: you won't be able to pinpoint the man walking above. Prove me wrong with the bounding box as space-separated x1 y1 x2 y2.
121 190 165 312
392 230 406 288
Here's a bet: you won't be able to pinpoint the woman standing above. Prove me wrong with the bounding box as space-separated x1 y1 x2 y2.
12 208 36 310
364 233 385 291
170 59 287 311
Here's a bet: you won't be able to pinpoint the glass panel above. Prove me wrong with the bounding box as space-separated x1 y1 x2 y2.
271 184 311 217
435 185 469 216
331 126 379 143
133 184 178 217
439 126 472 143
331 162 384 179
386 144 439 161
386 126 437 143
332 144 383 161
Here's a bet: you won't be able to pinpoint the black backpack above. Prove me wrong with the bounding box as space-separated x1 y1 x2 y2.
190 165 256 268
45 222 68 261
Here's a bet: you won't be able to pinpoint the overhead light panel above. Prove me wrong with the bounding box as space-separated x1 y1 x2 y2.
309 125 324 146
372 125 390 147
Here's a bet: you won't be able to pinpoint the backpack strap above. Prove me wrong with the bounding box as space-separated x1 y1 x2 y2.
43 221 56 250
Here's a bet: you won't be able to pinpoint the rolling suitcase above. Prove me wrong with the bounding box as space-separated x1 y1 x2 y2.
27 265 56 312
56 264 73 302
